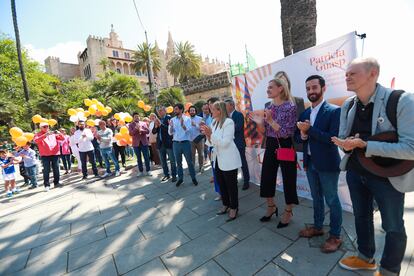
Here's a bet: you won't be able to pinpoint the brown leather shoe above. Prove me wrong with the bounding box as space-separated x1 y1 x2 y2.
321 236 342 253
299 227 324 238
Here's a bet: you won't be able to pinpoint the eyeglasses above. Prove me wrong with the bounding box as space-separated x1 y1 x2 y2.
41 126 49 128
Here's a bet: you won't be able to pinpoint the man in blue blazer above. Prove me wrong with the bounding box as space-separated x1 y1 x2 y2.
296 75 342 253
225 99 250 190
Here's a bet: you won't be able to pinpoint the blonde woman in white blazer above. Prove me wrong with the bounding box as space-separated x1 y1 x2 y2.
201 101 242 221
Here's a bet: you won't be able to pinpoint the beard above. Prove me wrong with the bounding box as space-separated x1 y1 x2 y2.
79 126 85 130
307 92 322 103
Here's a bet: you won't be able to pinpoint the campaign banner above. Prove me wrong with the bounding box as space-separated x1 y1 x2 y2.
232 32 358 212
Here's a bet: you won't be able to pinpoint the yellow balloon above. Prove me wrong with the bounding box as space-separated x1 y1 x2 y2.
114 113 121 120
9 127 23 138
32 114 42 124
68 108 77 116
40 118 49 123
101 110 109 116
83 111 90 117
86 119 95 127
48 119 57 126
76 108 84 112
84 99 92 106
23 132 35 141
137 100 145 109
144 105 151 112
97 102 105 111
88 106 97 115
166 106 174 114
120 126 129 135
105 106 112 113
114 133 123 140
125 115 133 123
92 99 99 105
15 136 28 147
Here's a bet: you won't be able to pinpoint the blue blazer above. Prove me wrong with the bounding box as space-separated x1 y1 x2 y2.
231 110 246 149
295 101 341 171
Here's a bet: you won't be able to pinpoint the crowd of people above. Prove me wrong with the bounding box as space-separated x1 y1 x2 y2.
1 57 413 276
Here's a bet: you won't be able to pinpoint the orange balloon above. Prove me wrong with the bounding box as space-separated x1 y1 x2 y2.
144 105 151 112
185 102 192 111
166 106 174 114
137 100 145 108
118 120 125 125
95 111 102 117
114 133 123 140
118 139 128 146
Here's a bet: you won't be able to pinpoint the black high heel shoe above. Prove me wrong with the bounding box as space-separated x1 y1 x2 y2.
226 208 238 222
260 205 278 222
216 207 229 215
277 209 293 228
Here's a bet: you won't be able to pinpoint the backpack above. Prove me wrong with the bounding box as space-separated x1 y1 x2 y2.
347 90 405 130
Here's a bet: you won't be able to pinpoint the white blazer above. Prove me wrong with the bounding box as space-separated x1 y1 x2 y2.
206 118 242 171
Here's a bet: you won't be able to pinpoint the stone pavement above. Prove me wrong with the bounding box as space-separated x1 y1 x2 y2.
0 165 413 276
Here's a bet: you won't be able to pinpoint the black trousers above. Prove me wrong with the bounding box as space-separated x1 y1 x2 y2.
79 150 98 177
260 137 298 205
60 154 71 171
215 159 239 209
41 155 60 187
237 145 250 185
113 143 126 166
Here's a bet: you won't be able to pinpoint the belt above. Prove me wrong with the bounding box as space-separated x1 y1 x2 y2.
173 140 189 143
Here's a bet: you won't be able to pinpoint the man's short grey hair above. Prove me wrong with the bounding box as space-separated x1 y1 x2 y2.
224 98 235 106
350 57 380 75
157 106 166 111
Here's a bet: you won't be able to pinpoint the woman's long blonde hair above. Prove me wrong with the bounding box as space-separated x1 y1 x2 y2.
212 101 228 129
270 77 294 103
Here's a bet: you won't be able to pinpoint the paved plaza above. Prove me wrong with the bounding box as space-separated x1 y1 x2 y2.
1 165 414 276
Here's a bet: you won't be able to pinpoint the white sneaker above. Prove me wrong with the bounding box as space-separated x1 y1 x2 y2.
102 172 110 178
115 171 121 177
137 172 144 177
45 187 50 192
145 171 152 176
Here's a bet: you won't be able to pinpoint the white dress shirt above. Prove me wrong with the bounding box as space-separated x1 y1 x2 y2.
188 115 203 141
73 128 94 152
168 115 192 142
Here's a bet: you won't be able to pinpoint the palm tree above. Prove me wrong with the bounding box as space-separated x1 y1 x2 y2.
280 0 317 57
11 0 29 102
156 87 186 107
99 57 110 72
167 41 201 84
132 42 161 76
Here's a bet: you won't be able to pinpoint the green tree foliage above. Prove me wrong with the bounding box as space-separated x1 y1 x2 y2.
194 100 206 114
167 41 201 83
92 71 143 100
156 87 186 108
132 42 161 75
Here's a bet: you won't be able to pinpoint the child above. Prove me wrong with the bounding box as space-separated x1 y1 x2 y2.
16 142 38 189
0 149 17 197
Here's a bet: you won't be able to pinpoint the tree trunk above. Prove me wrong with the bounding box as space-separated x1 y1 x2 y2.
11 0 30 102
280 0 317 57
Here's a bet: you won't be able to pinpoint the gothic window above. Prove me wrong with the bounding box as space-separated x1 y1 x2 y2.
112 50 119 57
124 52 130 59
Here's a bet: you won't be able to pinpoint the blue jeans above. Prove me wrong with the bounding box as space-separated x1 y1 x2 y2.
306 158 342 237
100 147 120 173
133 145 150 172
173 141 196 180
41 155 60 187
346 170 406 274
159 146 177 178
25 165 38 187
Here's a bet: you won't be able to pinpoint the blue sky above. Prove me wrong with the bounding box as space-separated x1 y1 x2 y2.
1 0 413 91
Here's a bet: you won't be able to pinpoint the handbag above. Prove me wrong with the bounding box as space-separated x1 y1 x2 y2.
275 136 296 162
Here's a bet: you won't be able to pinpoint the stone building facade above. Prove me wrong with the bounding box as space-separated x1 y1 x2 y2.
180 71 232 103
44 26 229 92
44 57 81 81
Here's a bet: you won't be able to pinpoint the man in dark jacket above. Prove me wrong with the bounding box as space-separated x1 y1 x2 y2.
153 106 177 182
